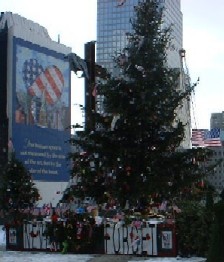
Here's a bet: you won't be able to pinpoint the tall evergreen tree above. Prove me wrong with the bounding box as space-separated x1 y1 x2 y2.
67 1 214 209
0 154 39 221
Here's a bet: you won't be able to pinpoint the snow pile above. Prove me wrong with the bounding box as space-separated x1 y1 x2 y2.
132 258 206 262
0 251 93 262
0 225 6 246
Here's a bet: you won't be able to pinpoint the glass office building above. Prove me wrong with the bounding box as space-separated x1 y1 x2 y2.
210 112 224 130
96 0 183 73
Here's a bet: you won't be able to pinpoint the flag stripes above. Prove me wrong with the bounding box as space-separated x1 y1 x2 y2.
192 128 222 147
28 65 64 105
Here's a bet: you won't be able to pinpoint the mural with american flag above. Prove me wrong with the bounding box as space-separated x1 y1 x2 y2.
11 37 71 182
15 38 70 130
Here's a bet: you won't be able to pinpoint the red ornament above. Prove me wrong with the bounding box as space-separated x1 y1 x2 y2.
76 222 83 240
198 180 204 188
104 233 110 240
30 230 39 237
126 166 131 171
146 233 151 240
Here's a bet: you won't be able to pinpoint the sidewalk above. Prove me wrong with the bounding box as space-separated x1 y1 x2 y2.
88 255 146 262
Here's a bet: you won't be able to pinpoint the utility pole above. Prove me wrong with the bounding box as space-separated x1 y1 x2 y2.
84 41 96 131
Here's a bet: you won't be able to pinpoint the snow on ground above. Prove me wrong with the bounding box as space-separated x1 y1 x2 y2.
138 258 207 261
0 225 5 246
0 225 206 262
0 251 93 262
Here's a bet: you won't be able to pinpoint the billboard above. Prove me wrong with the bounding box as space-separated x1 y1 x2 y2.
11 37 71 182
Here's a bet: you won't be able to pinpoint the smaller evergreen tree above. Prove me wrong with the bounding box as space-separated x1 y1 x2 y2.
175 200 213 257
0 154 40 222
207 198 224 262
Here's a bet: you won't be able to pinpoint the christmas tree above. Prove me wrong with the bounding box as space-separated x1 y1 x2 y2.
67 1 214 211
0 154 39 222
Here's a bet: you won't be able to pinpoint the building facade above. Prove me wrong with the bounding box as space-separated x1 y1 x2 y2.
210 111 224 130
96 0 191 148
0 12 72 207
206 147 224 193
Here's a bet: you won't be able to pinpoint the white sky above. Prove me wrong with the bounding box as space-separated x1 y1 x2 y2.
1 0 224 129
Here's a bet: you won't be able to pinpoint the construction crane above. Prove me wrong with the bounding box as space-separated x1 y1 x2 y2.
179 48 200 148
179 49 199 131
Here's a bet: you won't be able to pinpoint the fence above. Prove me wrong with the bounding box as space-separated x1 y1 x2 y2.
5 219 176 256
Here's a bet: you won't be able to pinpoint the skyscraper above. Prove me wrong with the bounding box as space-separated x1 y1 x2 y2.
210 112 224 130
96 0 191 148
96 0 183 73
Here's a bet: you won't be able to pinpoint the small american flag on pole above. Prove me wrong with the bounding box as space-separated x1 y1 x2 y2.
191 128 222 147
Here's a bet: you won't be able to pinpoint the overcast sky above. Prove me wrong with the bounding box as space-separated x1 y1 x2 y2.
1 0 224 129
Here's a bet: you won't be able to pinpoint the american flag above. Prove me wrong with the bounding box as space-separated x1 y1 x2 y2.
23 59 64 105
22 59 44 87
28 65 64 105
191 128 222 147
